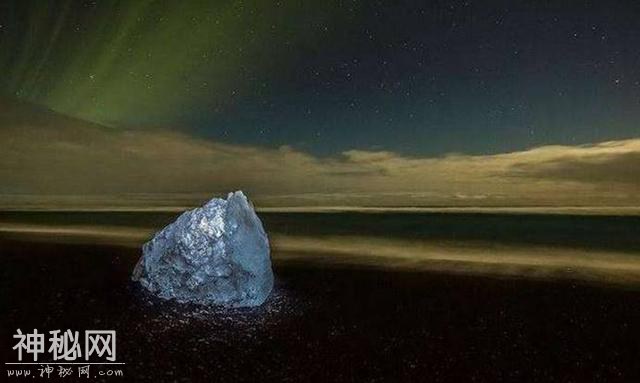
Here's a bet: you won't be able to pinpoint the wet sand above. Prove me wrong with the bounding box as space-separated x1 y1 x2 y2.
1 238 639 382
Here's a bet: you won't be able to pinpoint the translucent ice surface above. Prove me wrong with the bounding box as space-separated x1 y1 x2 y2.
132 191 273 307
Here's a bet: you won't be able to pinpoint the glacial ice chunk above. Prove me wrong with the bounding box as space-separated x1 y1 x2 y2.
132 191 273 307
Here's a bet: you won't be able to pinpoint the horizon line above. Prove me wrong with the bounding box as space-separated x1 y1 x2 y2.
0 205 639 216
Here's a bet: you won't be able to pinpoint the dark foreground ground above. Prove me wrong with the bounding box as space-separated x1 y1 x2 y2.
1 238 639 382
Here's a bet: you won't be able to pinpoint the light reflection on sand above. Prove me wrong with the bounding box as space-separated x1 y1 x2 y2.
271 235 640 285
0 223 153 246
2 222 640 285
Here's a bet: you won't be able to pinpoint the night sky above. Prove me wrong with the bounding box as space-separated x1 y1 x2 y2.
2 0 639 156
0 0 639 206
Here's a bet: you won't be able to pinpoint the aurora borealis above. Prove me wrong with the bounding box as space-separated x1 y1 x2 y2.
0 0 639 207
0 1 349 128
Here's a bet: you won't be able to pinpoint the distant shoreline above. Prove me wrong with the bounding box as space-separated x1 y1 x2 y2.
0 205 639 216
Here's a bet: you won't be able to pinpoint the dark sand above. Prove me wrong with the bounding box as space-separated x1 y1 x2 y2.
1 238 640 382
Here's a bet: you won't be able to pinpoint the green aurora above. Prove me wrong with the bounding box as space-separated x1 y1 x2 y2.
0 0 349 126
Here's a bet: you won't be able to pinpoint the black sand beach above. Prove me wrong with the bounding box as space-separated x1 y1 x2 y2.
2 233 640 382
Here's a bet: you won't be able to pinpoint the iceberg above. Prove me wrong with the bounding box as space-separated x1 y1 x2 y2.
132 191 273 307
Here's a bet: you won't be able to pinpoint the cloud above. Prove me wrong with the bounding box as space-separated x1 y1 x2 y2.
1 98 639 207
508 149 640 186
